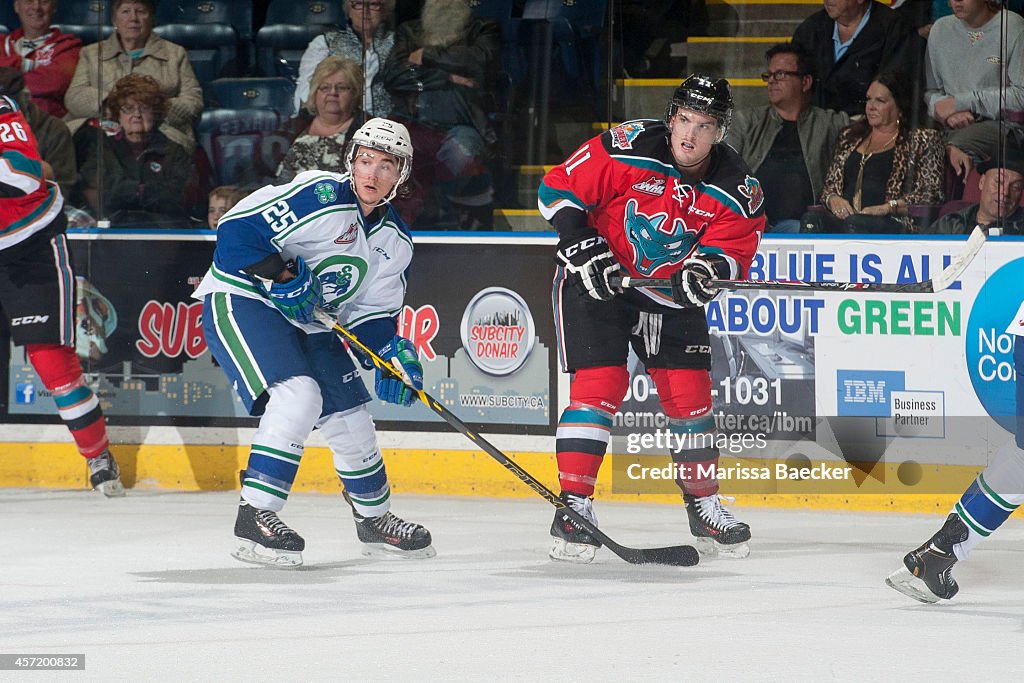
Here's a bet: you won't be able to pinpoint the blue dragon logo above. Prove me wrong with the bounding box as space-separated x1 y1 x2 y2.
624 199 702 274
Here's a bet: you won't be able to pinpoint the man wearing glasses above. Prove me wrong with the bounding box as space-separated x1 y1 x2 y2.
726 43 849 232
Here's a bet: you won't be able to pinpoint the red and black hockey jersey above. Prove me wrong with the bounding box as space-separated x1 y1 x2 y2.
539 118 765 307
0 95 64 251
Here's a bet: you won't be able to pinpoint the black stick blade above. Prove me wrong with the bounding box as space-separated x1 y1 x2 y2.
614 543 701 566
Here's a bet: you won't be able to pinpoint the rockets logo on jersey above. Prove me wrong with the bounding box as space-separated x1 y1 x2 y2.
623 199 703 275
610 121 645 150
314 255 368 306
738 175 764 215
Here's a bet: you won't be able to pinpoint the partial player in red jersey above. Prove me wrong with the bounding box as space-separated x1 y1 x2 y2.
0 91 124 497
538 75 766 562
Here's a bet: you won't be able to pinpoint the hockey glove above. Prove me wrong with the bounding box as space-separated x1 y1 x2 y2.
555 234 620 301
263 256 322 324
375 336 423 407
670 254 728 308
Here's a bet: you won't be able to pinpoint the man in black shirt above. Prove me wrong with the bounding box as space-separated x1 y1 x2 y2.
726 43 849 232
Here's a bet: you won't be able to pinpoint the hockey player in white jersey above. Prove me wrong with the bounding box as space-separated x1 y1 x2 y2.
194 118 434 567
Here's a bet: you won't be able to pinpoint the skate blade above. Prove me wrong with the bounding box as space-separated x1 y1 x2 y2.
231 539 303 568
690 537 750 559
549 537 598 564
95 479 126 498
360 543 437 560
885 566 940 604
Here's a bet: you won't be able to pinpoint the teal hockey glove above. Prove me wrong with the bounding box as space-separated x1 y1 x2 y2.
375 336 423 406
264 256 322 324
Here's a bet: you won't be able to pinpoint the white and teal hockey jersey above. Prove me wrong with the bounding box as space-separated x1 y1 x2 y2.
193 170 413 339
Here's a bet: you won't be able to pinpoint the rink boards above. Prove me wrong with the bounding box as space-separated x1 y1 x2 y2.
2 231 1022 513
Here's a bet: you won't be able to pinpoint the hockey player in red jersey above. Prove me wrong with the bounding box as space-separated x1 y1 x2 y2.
539 75 766 563
0 92 124 496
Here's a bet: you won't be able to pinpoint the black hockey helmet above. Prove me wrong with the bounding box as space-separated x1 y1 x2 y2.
665 74 733 141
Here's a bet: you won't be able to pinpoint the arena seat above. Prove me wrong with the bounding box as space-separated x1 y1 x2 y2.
471 0 515 22
255 24 328 80
155 0 255 70
154 24 240 93
52 24 115 45
53 2 111 26
155 0 254 42
208 77 295 114
522 0 607 95
263 0 347 28
0 2 14 32
198 108 291 188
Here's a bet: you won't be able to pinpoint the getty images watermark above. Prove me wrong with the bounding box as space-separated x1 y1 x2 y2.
621 428 852 482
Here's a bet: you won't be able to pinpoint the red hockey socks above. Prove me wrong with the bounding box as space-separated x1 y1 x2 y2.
556 366 628 496
26 344 109 458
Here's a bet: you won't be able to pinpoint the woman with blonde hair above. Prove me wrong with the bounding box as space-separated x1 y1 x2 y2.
293 0 396 116
277 56 367 183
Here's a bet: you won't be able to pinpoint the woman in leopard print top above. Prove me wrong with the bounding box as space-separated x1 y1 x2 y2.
817 70 946 233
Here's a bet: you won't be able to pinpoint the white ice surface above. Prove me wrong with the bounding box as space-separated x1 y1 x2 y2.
2 489 1022 681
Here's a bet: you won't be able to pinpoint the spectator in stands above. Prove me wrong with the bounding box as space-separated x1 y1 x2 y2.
930 142 1024 234
925 0 1024 177
294 0 396 116
277 56 367 183
791 0 914 116
726 43 850 232
811 70 944 233
0 0 81 117
64 0 202 153
77 74 193 229
207 185 247 230
381 0 499 229
0 66 75 196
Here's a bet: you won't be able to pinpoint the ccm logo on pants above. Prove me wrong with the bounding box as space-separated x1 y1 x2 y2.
11 315 50 326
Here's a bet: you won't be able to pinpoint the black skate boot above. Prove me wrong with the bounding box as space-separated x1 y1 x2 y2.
231 500 305 568
343 490 435 558
886 513 969 603
87 450 125 498
549 491 602 563
684 493 751 558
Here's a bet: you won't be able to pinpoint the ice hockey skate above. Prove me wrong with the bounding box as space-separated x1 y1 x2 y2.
343 490 435 559
87 449 125 498
549 491 602 563
684 493 751 558
886 513 969 603
231 500 305 568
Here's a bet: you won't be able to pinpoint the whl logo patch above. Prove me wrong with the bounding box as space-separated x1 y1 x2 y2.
631 176 665 196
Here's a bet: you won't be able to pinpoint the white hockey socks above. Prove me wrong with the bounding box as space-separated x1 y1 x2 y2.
952 438 1024 561
241 375 322 512
318 406 391 517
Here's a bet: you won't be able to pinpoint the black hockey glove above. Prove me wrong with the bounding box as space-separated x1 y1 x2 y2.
555 234 620 301
670 254 728 308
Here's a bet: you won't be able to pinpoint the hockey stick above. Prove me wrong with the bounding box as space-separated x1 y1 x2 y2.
612 225 986 294
314 309 699 567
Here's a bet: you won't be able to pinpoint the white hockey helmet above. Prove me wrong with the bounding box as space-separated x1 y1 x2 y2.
345 117 413 203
